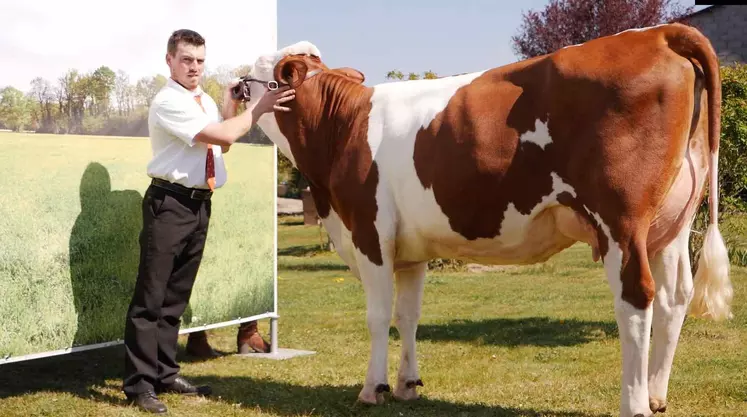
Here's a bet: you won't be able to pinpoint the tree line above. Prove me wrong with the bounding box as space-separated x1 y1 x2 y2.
0 63 270 144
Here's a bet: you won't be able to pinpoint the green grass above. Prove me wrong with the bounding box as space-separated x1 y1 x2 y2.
0 214 745 416
0 132 275 357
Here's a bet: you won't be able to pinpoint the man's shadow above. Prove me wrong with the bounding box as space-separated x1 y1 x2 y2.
69 162 143 347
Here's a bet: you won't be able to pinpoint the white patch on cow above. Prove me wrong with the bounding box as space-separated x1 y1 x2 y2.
365 72 486 159
519 119 552 150
251 40 321 82
499 172 575 246
247 41 323 167
256 114 296 166
318 207 359 277
587 207 653 416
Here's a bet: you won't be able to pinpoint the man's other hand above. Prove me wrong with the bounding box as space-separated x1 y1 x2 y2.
255 86 296 114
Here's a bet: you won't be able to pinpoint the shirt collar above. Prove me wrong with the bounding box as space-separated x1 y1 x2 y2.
167 77 204 97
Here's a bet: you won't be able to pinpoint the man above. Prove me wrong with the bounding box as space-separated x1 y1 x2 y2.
122 28 295 414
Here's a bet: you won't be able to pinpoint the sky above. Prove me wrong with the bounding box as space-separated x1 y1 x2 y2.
1 0 709 93
277 0 710 86
0 0 276 92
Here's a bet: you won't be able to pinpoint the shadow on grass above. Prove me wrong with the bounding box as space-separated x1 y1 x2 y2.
0 345 127 403
393 317 618 347
278 244 329 257
0 346 610 416
279 262 350 272
278 217 305 226
187 375 610 417
69 162 142 347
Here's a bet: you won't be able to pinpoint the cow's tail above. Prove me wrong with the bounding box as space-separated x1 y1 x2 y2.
665 23 732 321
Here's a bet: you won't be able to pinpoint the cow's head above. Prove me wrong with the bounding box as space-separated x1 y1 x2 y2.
247 41 366 167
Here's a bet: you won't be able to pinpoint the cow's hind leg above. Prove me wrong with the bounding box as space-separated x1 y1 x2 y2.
647 224 693 413
355 251 395 405
392 262 427 401
595 216 655 417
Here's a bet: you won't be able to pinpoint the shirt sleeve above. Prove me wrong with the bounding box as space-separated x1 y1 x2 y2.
152 96 212 146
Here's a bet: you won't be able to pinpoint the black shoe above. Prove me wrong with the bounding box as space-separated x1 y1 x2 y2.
128 390 167 414
156 376 211 396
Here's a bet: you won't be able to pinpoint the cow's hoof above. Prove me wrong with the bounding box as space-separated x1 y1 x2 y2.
406 379 424 389
393 379 423 401
357 384 389 405
649 398 667 413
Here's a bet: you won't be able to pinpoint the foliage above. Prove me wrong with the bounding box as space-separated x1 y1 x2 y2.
511 0 693 59
386 70 439 81
717 63 747 211
690 64 747 265
276 148 310 198
0 63 259 139
427 258 466 272
0 87 32 131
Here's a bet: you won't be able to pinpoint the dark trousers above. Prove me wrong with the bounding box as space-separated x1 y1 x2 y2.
122 183 211 397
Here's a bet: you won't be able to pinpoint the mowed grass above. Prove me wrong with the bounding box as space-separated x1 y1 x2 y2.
0 132 275 357
1 214 745 416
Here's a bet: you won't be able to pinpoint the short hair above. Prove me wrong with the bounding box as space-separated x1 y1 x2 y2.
167 29 205 56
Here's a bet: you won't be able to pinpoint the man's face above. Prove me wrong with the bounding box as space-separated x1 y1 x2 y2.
166 41 205 90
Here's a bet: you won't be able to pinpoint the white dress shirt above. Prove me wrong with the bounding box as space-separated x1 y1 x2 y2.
146 78 227 190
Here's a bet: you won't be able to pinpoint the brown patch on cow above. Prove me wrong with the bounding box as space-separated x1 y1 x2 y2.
271 55 384 266
411 23 717 309
621 235 657 309
413 59 555 241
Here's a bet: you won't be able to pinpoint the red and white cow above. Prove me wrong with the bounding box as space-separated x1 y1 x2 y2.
247 23 733 417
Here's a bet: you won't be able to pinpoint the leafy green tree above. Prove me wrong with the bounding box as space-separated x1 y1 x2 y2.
0 86 32 131
386 70 439 81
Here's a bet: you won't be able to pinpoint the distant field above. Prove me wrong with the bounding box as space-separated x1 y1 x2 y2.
0 132 275 358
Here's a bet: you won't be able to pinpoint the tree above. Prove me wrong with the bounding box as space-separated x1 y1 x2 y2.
28 77 55 132
386 70 439 81
114 70 131 116
386 70 404 80
511 0 693 60
0 87 32 131
90 66 116 117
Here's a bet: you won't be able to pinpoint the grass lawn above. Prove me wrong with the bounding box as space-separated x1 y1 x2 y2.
0 214 745 416
0 132 275 357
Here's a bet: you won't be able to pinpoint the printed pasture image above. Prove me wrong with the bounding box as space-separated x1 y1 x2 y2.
0 132 275 358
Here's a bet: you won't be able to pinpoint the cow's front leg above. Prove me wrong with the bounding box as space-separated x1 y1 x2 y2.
355 250 395 405
393 262 427 401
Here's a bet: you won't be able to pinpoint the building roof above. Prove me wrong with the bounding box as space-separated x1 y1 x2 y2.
676 5 721 22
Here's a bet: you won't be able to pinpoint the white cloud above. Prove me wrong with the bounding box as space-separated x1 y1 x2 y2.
0 0 277 91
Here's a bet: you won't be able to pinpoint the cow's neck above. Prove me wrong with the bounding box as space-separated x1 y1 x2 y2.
278 75 374 197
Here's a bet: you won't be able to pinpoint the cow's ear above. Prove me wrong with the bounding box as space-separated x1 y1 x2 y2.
333 67 365 84
275 58 308 89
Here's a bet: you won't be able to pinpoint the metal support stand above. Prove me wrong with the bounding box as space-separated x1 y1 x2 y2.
270 315 279 355
235 315 315 361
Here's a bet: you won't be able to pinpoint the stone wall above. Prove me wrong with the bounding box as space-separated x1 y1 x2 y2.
683 5 747 65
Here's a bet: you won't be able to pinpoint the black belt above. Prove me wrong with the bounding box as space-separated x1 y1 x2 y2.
151 178 213 200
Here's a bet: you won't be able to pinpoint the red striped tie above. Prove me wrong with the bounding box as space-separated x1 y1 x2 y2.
194 94 215 191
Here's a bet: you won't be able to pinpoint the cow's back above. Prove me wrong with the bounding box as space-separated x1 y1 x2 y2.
367 26 707 266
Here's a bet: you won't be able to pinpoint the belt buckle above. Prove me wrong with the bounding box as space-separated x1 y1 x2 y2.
190 189 200 200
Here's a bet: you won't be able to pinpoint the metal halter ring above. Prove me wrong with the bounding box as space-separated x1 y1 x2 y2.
230 77 279 101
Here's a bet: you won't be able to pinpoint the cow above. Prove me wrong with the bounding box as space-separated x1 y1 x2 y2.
245 22 733 417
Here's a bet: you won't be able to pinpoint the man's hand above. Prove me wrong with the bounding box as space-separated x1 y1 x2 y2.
253 86 296 115
221 79 241 120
